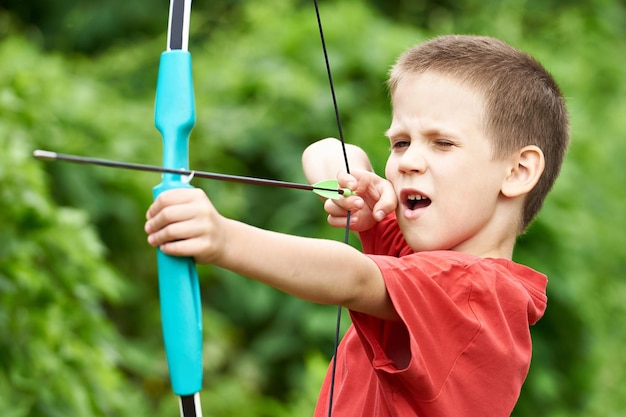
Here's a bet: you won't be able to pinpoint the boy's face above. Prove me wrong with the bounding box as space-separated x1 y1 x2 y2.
385 72 512 255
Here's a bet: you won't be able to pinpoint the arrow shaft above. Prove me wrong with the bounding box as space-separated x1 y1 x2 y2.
33 149 345 195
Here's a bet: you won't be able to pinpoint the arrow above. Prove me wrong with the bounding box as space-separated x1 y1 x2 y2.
33 150 354 200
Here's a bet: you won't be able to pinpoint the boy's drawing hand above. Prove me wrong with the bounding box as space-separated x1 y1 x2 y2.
145 188 223 264
325 169 397 231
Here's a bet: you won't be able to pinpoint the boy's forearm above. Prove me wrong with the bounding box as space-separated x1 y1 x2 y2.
215 217 396 320
302 138 374 184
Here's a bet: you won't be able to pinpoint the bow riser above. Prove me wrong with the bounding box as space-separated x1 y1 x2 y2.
153 49 203 397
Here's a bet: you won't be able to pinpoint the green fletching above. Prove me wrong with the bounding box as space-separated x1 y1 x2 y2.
312 179 355 199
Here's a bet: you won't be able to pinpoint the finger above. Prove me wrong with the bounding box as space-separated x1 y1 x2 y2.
145 203 192 235
146 221 182 247
324 196 364 215
372 183 398 221
146 189 212 232
147 188 205 219
158 236 213 259
336 171 357 191
324 197 348 214
326 214 357 229
152 211 211 243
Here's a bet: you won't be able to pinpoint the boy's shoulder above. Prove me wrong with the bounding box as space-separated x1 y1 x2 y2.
374 250 547 324
399 250 545 286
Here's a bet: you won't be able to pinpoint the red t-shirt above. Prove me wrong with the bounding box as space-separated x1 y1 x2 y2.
314 214 547 417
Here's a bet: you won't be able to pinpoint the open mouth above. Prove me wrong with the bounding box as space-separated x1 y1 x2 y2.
406 193 431 210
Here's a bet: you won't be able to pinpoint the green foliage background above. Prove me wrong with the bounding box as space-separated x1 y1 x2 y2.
1 0 625 416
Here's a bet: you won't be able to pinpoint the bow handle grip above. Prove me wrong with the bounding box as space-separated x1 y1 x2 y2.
153 245 203 395
154 50 203 396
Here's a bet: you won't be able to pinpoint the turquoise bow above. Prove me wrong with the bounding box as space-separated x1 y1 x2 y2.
153 1 202 415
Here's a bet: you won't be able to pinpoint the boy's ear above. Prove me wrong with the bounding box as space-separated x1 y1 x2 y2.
501 145 545 198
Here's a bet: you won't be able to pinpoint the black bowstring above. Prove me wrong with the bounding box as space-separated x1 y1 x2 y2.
313 1 351 416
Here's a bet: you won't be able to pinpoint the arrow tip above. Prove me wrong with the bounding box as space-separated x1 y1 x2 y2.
33 150 58 160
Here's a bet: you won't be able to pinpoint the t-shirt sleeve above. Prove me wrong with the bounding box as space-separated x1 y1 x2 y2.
349 252 482 401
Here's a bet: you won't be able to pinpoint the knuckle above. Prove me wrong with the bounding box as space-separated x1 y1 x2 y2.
158 190 177 204
159 206 176 223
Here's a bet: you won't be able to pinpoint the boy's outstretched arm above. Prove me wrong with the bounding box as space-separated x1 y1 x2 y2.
302 138 397 231
145 188 399 321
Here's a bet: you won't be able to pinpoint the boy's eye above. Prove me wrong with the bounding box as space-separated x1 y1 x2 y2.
390 139 410 150
434 139 454 148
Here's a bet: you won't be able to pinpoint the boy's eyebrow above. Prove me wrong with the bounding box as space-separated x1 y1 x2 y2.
384 125 460 139
384 125 405 138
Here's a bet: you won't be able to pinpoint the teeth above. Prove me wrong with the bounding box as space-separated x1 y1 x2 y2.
407 194 425 201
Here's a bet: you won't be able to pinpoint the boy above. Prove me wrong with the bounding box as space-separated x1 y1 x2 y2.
145 35 569 416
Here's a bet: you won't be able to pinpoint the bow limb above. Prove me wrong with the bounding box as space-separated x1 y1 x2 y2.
154 0 203 415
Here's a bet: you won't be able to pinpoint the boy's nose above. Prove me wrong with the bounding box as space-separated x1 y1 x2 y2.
398 144 427 174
